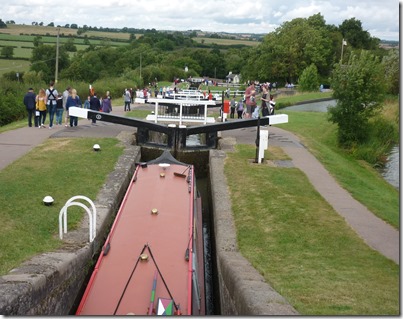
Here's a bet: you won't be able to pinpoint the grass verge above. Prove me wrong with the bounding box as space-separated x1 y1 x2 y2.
276 111 399 228
225 144 399 315
0 137 123 275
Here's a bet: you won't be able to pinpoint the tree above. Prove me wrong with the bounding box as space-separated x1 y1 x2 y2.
33 36 42 47
0 19 7 28
329 50 386 147
246 14 334 83
1 46 14 59
298 64 320 91
339 18 376 50
64 38 77 52
30 44 70 82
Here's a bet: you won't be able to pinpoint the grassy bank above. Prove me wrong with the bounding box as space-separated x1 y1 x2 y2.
225 144 399 315
0 137 123 275
276 110 399 228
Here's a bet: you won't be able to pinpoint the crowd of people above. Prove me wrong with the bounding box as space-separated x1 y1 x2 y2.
227 81 276 120
23 79 277 129
23 82 114 128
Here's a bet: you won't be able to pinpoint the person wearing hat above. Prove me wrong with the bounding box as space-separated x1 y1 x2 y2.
23 88 37 127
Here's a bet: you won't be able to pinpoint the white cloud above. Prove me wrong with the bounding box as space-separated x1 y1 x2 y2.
1 0 399 40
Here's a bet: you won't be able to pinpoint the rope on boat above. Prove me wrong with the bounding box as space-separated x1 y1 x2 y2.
113 244 148 315
113 243 180 315
146 243 180 313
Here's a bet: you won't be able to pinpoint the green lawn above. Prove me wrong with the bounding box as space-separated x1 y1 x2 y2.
0 137 123 275
225 144 399 315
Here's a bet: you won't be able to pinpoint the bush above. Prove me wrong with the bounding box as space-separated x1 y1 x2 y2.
329 50 386 147
0 92 25 126
298 64 320 92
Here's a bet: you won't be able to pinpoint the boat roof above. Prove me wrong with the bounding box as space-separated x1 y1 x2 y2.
77 154 195 315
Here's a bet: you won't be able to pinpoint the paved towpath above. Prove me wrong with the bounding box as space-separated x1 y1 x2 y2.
0 105 130 170
222 126 399 264
0 104 399 264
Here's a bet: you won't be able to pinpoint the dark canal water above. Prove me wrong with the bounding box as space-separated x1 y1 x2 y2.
283 100 399 189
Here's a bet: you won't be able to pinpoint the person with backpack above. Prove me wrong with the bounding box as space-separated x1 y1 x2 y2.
66 88 82 127
46 81 58 129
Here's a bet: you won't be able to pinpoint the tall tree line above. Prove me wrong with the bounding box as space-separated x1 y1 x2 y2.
11 13 396 88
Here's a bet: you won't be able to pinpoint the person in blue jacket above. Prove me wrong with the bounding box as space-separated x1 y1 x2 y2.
66 88 82 127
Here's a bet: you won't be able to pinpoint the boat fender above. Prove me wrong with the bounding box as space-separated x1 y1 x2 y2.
103 242 111 256
185 248 189 261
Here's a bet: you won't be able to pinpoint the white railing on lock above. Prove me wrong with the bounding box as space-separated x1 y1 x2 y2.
59 195 97 243
146 98 216 125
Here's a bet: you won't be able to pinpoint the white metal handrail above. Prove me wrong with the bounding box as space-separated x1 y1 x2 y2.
59 195 96 242
147 98 216 125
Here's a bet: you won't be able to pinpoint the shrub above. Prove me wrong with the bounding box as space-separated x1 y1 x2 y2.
0 92 25 126
298 64 320 92
329 50 386 147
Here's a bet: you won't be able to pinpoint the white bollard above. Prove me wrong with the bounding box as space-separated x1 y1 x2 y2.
258 129 269 164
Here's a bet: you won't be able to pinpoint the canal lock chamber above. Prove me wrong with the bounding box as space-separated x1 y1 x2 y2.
70 146 220 315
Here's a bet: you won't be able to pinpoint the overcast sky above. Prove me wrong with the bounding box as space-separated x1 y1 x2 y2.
2 0 400 41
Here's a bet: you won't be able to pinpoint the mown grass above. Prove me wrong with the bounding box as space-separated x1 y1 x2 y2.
276 111 399 228
225 144 399 315
0 137 123 275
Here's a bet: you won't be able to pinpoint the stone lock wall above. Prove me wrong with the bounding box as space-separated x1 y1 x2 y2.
209 144 298 315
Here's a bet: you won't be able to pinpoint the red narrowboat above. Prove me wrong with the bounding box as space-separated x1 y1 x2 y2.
76 151 206 315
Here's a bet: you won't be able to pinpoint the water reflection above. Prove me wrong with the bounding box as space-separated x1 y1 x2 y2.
381 146 399 189
283 100 399 189
186 134 202 146
283 99 336 112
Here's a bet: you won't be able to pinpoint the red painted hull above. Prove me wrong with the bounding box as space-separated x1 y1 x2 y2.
76 153 205 315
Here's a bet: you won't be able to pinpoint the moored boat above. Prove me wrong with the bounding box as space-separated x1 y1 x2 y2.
76 151 206 315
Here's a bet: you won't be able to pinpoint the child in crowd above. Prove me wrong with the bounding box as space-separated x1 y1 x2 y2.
55 93 64 125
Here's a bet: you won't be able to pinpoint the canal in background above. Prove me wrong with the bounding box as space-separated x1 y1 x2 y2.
282 100 399 189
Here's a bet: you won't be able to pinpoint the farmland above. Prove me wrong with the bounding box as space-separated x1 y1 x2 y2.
0 24 258 76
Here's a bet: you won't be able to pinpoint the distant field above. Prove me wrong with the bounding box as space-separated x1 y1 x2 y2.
1 24 135 40
0 25 131 72
1 24 77 36
193 37 259 46
0 24 257 76
0 59 30 74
